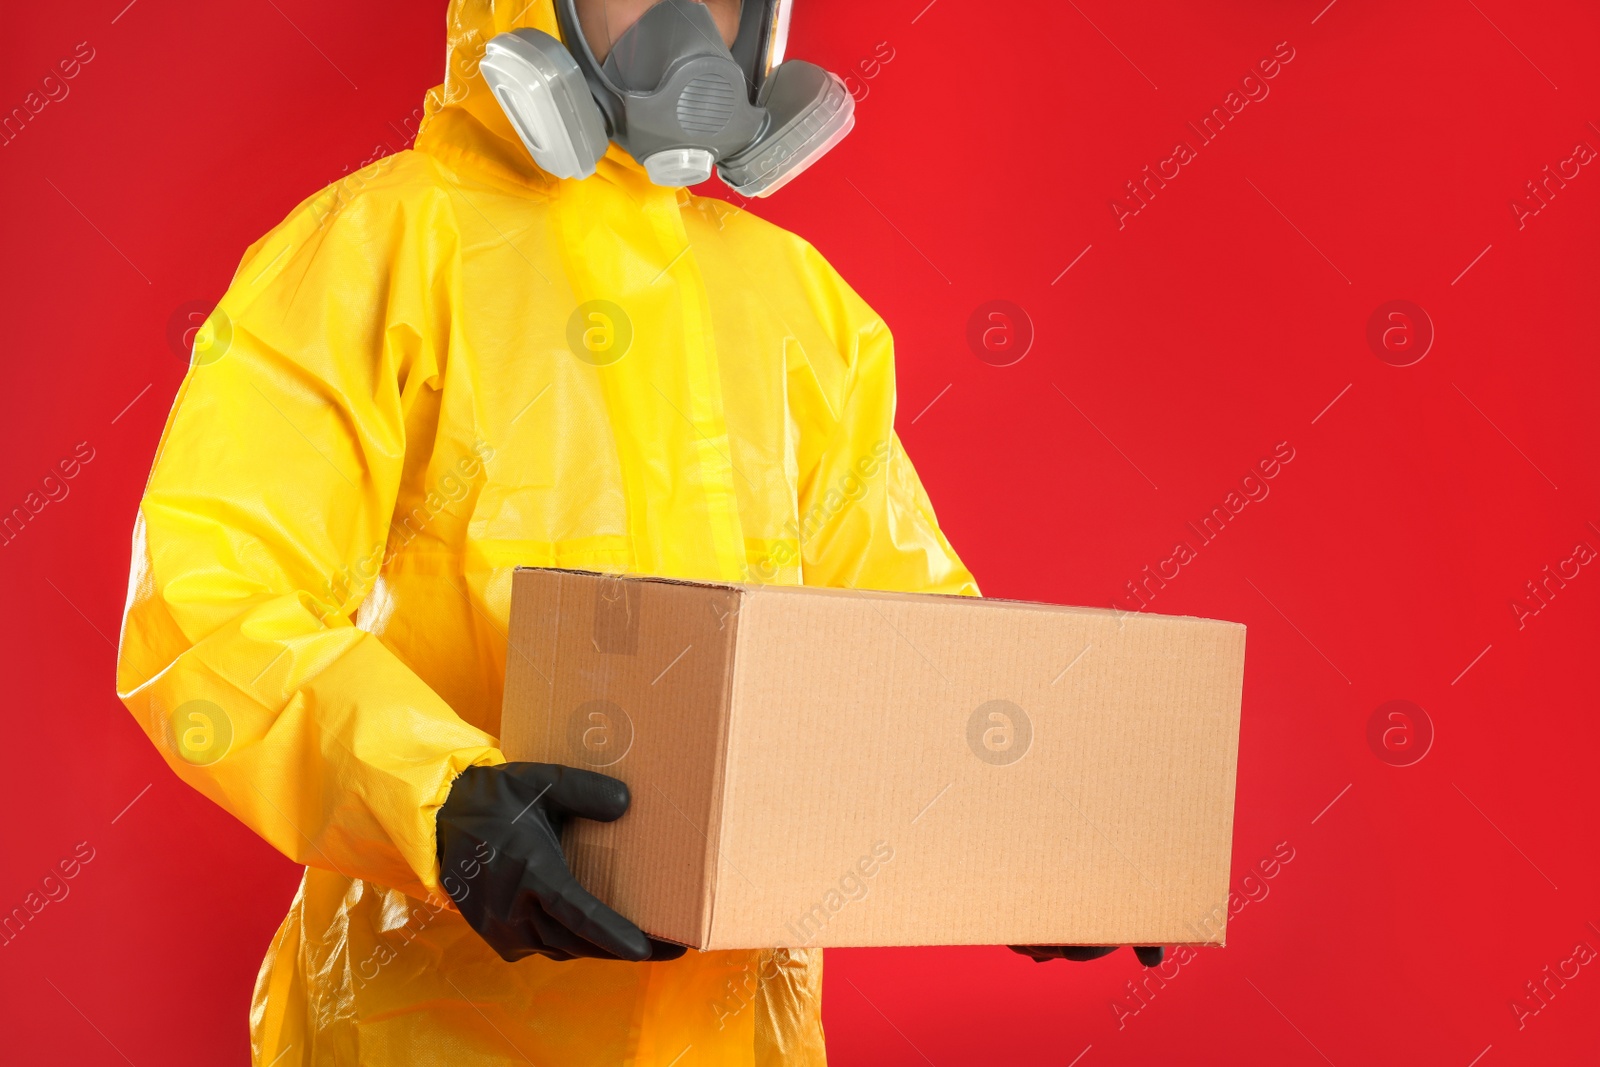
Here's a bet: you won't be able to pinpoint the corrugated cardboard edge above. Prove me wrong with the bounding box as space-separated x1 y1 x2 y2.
696 584 749 948
1205 622 1246 948
498 569 557 776
508 567 746 950
704 585 741 951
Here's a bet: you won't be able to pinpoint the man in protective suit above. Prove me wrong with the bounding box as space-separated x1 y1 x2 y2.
117 2 1148 1063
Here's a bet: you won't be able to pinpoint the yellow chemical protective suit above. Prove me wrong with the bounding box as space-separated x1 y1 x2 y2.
116 1 976 1063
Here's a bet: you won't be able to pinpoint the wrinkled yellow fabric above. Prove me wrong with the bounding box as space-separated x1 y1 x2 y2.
115 1 976 1063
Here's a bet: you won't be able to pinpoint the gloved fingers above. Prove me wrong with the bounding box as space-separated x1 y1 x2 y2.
647 937 689 961
1007 945 1166 966
504 763 631 823
480 911 685 964
484 910 608 963
520 908 634 961
530 866 653 961
1008 945 1119 962
477 914 574 963
1054 946 1120 962
515 909 685 963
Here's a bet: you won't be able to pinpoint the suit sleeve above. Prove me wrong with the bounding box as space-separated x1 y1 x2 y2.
793 245 979 597
116 181 501 901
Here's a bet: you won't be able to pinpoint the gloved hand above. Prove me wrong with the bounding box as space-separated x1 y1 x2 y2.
1010 945 1166 967
436 762 687 963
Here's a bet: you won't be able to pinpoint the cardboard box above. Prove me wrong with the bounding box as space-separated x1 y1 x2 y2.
499 567 1245 950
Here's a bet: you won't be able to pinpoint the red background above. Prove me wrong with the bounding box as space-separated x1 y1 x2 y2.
3 0 1597 1063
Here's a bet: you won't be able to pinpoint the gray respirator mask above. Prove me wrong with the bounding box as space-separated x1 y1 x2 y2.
479 0 853 197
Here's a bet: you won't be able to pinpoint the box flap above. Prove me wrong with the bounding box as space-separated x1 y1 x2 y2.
500 568 743 946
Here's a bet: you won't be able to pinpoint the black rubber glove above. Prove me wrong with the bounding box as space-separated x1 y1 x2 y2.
1010 945 1166 967
436 762 687 963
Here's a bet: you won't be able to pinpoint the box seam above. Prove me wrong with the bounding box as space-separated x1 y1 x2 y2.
698 585 743 948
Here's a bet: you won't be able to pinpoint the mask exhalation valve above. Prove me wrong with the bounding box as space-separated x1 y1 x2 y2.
643 148 718 187
484 0 853 196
